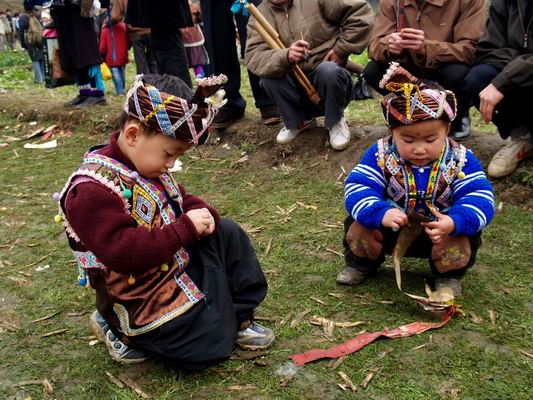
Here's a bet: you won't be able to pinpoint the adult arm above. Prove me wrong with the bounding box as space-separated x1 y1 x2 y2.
344 144 394 230
319 0 374 58
64 182 200 274
420 0 486 67
367 0 399 62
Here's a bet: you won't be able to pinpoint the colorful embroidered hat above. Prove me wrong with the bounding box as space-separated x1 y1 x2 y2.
379 62 457 127
124 74 228 144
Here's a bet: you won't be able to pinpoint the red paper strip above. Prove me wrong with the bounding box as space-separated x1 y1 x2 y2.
289 307 455 366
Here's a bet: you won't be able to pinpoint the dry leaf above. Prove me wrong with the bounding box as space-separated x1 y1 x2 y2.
105 372 124 389
289 309 311 328
310 296 327 305
324 319 336 338
227 384 256 391
361 367 378 389
329 355 347 370
40 329 68 338
31 312 59 324
470 312 483 324
489 310 497 325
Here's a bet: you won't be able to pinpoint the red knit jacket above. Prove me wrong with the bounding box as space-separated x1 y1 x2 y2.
64 132 220 274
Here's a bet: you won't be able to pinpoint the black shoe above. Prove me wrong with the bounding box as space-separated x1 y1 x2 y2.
259 105 282 126
75 96 108 108
450 114 471 141
336 266 369 286
64 95 88 108
212 105 245 129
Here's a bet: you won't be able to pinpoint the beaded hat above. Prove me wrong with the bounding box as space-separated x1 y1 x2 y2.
124 74 228 144
379 62 457 127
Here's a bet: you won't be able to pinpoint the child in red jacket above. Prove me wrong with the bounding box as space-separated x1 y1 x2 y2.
100 21 130 95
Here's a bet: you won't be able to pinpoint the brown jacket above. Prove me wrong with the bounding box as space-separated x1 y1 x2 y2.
245 0 374 78
368 0 486 70
111 0 150 36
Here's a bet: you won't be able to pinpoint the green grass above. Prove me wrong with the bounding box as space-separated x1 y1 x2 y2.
0 52 532 399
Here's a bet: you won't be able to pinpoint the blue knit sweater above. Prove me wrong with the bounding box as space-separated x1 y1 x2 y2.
344 142 495 236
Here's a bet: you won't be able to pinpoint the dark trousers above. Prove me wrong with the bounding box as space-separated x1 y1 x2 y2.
465 64 533 140
200 0 273 110
364 60 472 125
132 33 158 75
343 216 482 279
150 27 192 88
129 219 268 370
261 61 353 129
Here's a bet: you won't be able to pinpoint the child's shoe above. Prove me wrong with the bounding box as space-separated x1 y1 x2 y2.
434 277 462 297
89 311 147 364
236 321 275 350
276 118 316 144
336 266 369 285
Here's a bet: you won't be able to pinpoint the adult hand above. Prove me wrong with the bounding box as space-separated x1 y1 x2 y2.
381 208 409 230
479 83 504 123
186 208 213 236
388 32 403 55
287 39 310 64
400 28 425 54
323 48 347 67
421 208 455 244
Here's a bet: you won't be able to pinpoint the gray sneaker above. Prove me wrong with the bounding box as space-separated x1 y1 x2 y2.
435 277 462 297
236 321 275 350
336 266 369 286
89 311 147 364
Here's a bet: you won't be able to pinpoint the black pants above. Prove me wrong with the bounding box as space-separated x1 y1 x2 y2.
364 60 472 125
150 26 192 88
129 219 268 370
200 0 274 110
465 64 533 140
261 62 353 129
132 34 158 75
342 216 482 279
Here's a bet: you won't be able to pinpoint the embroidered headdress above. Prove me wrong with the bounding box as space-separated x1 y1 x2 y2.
124 74 228 144
380 62 457 127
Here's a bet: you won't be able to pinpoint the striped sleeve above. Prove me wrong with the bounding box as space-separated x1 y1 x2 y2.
447 150 495 236
344 144 394 230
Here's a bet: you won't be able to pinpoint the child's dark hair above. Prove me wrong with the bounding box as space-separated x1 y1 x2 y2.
117 74 193 134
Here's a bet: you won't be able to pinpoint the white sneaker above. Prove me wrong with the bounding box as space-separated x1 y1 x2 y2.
487 140 533 178
276 119 316 144
329 117 351 150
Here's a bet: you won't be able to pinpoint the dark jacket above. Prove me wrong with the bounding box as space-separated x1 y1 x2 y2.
475 0 533 95
126 0 192 30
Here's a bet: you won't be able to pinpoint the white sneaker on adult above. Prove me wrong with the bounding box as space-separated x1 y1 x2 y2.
276 118 316 144
329 117 351 150
487 140 533 178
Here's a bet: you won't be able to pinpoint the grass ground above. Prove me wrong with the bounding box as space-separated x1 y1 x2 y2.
0 51 532 400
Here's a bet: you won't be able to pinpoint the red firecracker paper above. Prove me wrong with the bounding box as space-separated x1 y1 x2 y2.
289 307 455 366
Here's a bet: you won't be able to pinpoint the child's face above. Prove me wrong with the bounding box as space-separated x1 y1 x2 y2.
125 126 193 178
391 120 449 166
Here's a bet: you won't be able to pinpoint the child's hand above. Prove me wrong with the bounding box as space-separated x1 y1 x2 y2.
382 208 408 230
421 208 455 244
186 208 213 236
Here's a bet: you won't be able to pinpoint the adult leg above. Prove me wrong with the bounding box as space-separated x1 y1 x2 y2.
312 61 353 128
465 64 533 176
201 0 246 127
132 34 150 75
362 60 390 95
150 27 191 87
434 63 472 139
32 60 43 83
261 74 313 130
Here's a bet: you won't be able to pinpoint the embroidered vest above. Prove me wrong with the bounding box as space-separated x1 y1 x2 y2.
55 152 203 337
376 136 467 216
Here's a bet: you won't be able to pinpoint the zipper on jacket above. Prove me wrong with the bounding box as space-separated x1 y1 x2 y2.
517 0 532 48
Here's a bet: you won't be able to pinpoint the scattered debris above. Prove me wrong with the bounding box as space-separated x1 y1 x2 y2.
377 300 395 305
264 238 273 257
309 316 365 329
289 309 311 328
361 367 379 389
168 159 183 172
13 379 53 394
66 311 88 317
40 329 68 338
325 248 343 258
35 265 50 272
328 355 347 370
411 343 428 351
89 340 99 346
470 312 484 324
230 350 267 361
338 371 357 392
497 201 504 213
240 223 262 235
296 201 318 210
7 276 29 285
310 297 327 305
276 361 300 387
489 310 497 325
519 350 533 359
30 312 59 324
254 316 277 322
105 371 124 389
227 384 256 391
23 139 58 149
328 292 343 299
0 319 20 332
117 374 151 399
